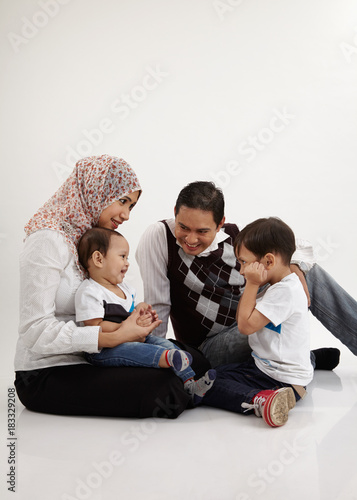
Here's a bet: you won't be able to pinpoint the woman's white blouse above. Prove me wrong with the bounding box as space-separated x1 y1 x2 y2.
15 230 100 371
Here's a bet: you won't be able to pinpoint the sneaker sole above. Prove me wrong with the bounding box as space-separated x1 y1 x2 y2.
263 387 296 427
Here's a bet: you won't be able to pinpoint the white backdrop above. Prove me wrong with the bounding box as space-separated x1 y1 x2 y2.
1 0 356 379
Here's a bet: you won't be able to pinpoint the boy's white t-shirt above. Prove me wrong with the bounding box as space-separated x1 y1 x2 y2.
249 272 313 386
75 278 136 322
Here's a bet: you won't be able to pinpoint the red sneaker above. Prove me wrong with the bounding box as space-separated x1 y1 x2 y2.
242 387 296 427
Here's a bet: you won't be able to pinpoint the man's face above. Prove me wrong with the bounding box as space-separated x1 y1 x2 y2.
174 206 225 256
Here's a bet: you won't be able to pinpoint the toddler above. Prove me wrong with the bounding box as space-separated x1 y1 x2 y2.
75 227 216 404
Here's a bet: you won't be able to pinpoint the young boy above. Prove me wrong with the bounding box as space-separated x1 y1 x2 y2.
75 227 216 405
202 217 313 427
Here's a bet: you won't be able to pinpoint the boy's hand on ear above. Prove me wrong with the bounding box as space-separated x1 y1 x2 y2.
244 262 268 286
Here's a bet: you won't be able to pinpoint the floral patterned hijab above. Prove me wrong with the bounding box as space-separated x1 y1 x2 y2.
24 155 141 272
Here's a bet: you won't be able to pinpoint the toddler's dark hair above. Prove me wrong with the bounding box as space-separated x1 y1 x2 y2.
78 227 124 270
234 217 296 266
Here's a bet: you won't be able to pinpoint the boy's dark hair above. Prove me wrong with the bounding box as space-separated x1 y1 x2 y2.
175 181 224 227
234 217 296 266
78 227 123 270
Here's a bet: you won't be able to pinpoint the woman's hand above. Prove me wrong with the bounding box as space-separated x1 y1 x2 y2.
98 309 162 349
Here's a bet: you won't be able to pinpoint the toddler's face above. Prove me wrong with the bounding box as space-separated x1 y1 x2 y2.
101 235 130 284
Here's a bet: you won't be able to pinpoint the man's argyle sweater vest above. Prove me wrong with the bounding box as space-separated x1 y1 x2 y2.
162 220 244 348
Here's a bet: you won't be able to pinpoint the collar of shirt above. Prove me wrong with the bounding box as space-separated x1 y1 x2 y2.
166 218 229 257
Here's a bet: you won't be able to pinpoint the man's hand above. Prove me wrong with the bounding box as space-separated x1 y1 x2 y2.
291 264 311 307
244 262 268 286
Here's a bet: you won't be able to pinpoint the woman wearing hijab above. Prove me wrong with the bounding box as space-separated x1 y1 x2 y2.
14 155 210 419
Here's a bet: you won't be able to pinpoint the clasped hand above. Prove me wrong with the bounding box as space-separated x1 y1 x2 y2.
135 303 160 328
117 304 162 344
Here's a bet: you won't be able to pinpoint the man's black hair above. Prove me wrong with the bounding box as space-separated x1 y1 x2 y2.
175 181 224 226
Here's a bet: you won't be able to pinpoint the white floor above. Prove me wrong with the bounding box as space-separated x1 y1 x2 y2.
1 336 356 500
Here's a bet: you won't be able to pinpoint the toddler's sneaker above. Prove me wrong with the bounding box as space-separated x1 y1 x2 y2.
241 387 296 427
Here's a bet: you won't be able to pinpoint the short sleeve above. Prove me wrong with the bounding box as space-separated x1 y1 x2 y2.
75 281 105 322
255 283 295 327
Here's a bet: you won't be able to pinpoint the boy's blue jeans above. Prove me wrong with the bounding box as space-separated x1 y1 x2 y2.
199 264 357 368
86 334 195 382
305 264 357 354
